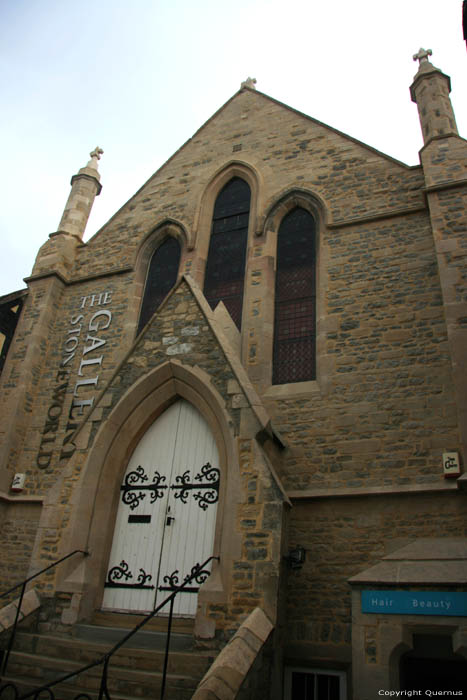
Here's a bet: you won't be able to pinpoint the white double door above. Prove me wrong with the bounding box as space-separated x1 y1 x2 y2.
102 399 220 615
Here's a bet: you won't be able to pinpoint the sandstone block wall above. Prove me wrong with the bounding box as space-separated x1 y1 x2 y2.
0 86 464 662
0 502 42 602
285 492 467 662
26 280 287 634
265 207 458 492
2 88 455 498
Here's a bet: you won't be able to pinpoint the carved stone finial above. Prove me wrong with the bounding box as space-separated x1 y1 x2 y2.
413 48 433 66
86 146 104 171
90 146 104 161
241 77 257 90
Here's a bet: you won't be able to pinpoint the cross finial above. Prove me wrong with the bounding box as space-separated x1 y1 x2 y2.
90 146 104 160
87 146 104 171
413 48 432 66
241 77 257 90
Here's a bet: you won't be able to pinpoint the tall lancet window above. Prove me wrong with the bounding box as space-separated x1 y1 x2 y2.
272 207 316 384
203 177 251 329
137 237 181 335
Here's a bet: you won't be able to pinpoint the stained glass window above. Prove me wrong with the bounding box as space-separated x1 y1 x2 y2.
272 208 316 384
137 237 181 335
203 177 251 329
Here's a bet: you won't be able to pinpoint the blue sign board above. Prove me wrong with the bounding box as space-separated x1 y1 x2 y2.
361 590 467 617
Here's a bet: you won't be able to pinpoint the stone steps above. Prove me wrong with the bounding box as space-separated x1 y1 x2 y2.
2 675 195 700
73 624 195 654
91 610 195 635
1 627 216 699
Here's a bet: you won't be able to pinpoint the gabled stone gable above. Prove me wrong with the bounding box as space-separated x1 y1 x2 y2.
71 88 426 281
37 276 289 632
77 275 277 455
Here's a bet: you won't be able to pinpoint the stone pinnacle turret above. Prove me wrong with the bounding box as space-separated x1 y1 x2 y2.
410 48 458 145
31 148 104 279
57 147 104 240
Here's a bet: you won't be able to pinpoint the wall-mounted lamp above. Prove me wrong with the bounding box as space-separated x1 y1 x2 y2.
284 545 306 570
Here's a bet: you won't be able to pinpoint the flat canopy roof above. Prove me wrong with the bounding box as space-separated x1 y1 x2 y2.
349 538 467 586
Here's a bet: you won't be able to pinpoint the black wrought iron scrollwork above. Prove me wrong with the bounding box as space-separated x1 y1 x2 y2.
0 683 19 699
195 462 219 484
2 555 219 700
120 466 168 509
107 560 132 583
105 560 155 590
188 562 211 586
137 569 153 587
119 462 219 511
150 471 169 501
170 462 220 509
0 678 93 699
161 569 181 589
158 561 213 593
193 488 218 511
171 470 192 504
126 465 148 486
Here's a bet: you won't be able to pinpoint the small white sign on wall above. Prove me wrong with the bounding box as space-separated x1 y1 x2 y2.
443 452 461 478
11 473 25 492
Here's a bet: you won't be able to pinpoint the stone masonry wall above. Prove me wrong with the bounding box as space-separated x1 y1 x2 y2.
68 89 425 280
0 277 65 490
0 502 42 603
11 275 134 496
285 491 467 662
4 87 449 503
41 280 286 633
0 84 464 652
265 208 459 492
419 133 467 463
207 439 284 635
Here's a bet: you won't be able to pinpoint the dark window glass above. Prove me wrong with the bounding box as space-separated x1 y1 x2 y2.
137 237 181 334
328 675 340 700
0 295 24 376
291 672 314 700
290 671 340 700
203 177 251 329
273 207 316 384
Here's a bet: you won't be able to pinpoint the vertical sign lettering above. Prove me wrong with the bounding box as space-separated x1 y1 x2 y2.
36 290 114 469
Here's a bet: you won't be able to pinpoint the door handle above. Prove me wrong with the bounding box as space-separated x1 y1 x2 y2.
166 516 175 526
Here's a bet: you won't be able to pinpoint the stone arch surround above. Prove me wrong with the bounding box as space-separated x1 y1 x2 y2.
190 160 262 267
129 220 190 340
261 187 328 236
259 188 329 395
52 361 241 627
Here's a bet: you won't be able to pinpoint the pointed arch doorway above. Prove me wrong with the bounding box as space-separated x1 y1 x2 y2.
102 399 220 616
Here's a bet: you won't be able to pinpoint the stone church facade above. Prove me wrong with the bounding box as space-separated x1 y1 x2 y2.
0 52 466 698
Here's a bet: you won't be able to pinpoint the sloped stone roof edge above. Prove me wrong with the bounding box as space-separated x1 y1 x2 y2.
85 85 416 246
183 274 283 445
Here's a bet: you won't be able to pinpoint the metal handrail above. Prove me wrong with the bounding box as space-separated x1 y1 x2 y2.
0 549 89 677
0 555 219 700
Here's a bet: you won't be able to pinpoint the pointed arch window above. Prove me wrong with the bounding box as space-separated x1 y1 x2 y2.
272 207 316 384
137 236 181 335
203 177 251 329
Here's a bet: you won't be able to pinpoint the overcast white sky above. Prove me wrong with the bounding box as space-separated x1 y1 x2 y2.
1 0 466 297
